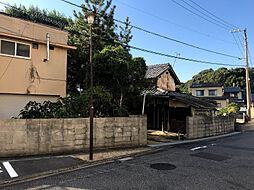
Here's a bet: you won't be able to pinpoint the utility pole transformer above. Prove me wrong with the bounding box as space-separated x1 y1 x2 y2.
244 29 252 119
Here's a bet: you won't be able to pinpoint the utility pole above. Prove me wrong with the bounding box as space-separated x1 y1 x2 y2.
244 29 252 119
231 29 252 119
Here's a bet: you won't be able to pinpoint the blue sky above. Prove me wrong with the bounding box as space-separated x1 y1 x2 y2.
0 0 253 82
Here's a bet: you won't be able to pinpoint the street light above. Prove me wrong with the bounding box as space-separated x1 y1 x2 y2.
86 12 96 160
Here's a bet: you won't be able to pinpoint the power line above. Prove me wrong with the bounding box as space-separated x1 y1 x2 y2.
237 33 253 67
0 21 244 68
113 0 236 45
187 0 239 30
126 44 243 67
0 1 244 68
115 18 242 60
60 0 243 60
180 0 233 30
231 33 244 58
170 0 230 31
0 22 28 81
94 35 244 67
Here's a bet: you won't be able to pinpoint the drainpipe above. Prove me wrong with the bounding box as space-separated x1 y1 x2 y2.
142 93 146 115
43 33 50 62
46 33 50 61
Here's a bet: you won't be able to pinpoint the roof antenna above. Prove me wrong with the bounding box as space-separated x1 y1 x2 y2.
173 52 180 68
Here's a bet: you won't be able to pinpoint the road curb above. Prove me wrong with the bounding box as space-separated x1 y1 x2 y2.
0 147 164 188
148 132 241 148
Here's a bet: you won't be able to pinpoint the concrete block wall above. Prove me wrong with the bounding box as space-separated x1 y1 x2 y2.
186 116 234 139
0 116 147 157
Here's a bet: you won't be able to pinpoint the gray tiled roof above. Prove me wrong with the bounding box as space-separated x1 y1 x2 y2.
190 83 224 88
145 63 181 84
224 87 242 92
144 88 216 110
145 63 170 79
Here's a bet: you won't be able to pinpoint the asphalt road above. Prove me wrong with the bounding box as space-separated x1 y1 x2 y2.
2 131 254 190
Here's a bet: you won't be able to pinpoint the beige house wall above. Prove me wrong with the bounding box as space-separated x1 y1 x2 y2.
0 14 72 118
157 71 176 91
0 36 67 97
0 14 67 44
216 100 228 108
0 94 59 119
191 86 223 97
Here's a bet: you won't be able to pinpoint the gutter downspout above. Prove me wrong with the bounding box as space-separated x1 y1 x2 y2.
142 93 146 115
43 33 50 62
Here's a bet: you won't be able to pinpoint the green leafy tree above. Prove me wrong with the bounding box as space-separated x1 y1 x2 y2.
93 45 131 107
217 103 240 117
93 46 147 113
66 0 118 93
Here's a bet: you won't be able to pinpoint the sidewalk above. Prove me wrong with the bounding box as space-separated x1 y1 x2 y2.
240 120 254 131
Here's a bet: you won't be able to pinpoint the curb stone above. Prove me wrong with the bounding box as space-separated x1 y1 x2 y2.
148 132 241 148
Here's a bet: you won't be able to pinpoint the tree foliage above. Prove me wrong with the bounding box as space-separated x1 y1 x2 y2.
178 67 253 94
119 17 133 51
93 45 147 110
19 86 128 118
5 5 69 29
217 103 240 117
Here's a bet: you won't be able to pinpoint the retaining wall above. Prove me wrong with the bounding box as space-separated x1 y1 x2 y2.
186 116 234 139
0 116 147 157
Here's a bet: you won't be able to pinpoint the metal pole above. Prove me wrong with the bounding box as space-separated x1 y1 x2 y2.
89 23 94 160
142 93 146 115
244 28 251 119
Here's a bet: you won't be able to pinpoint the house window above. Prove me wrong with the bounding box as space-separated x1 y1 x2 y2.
209 90 217 96
17 43 30 57
0 39 30 58
1 40 15 55
230 93 237 98
196 90 204 96
32 43 39 49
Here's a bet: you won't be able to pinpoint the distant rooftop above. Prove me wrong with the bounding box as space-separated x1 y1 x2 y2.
190 83 224 88
145 63 180 85
143 87 216 110
224 87 243 92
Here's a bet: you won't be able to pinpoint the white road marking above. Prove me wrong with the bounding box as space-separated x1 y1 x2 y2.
191 146 207 151
3 162 18 178
0 170 2 173
118 157 133 162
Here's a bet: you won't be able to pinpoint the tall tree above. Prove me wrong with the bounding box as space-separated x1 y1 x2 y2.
119 17 133 50
66 0 119 93
93 45 147 112
93 45 131 107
